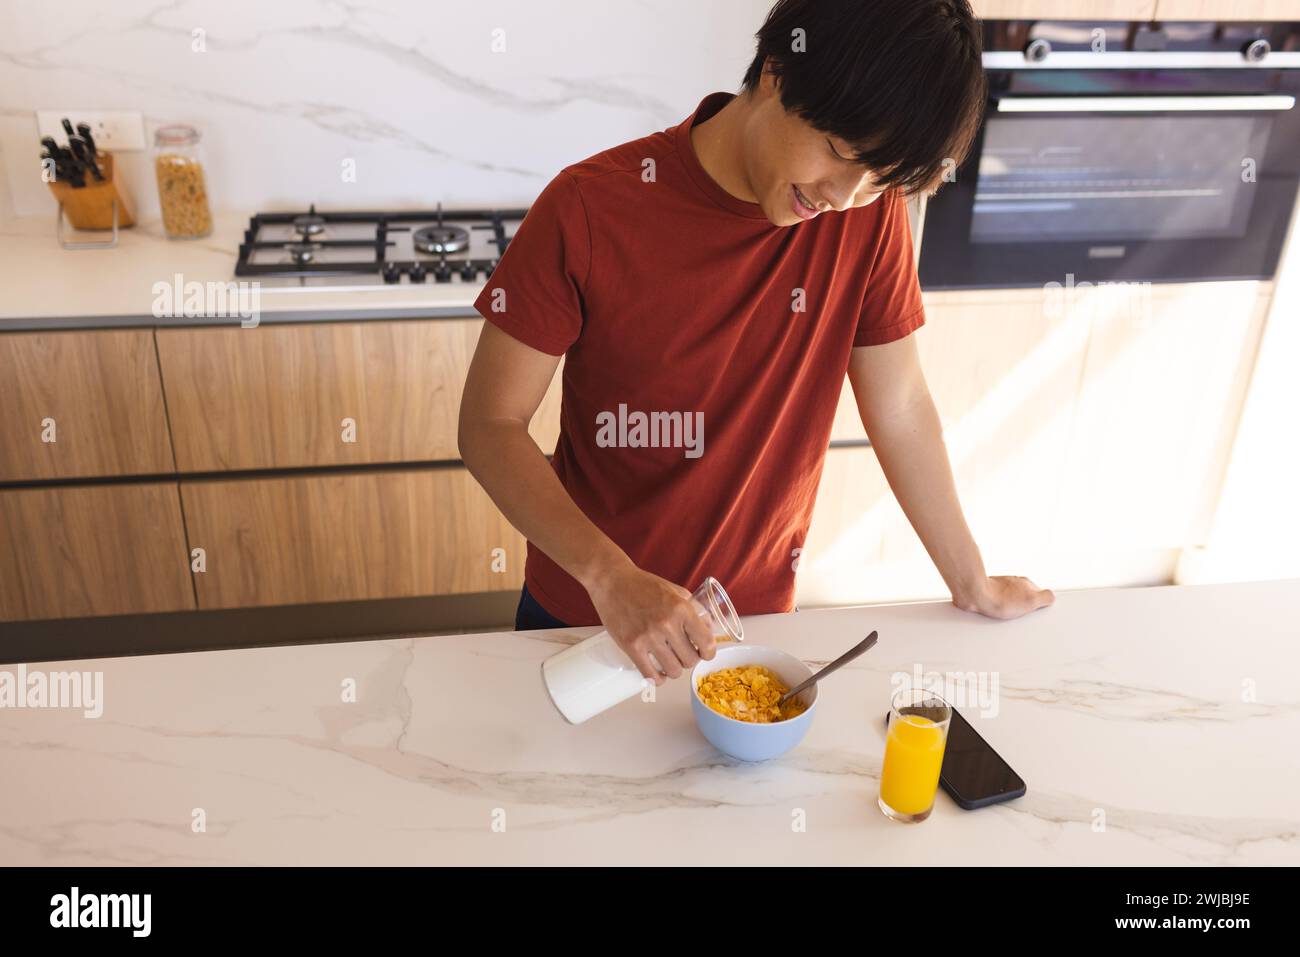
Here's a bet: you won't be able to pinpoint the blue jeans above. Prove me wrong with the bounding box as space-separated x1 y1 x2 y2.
515 584 571 630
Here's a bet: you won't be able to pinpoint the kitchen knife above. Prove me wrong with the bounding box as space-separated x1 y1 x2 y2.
68 135 104 181
60 140 85 186
57 159 85 188
75 122 97 156
63 157 85 188
61 153 84 188
58 118 94 183
41 136 65 179
41 138 81 186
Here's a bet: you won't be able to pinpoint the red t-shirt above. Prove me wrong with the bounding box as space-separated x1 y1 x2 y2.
474 91 925 625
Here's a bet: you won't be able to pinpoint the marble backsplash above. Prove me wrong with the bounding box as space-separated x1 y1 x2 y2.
0 0 765 221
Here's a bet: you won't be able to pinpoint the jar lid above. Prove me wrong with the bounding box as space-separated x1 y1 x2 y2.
154 124 201 147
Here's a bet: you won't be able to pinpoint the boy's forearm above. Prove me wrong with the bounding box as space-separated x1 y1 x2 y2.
459 419 632 593
862 390 989 605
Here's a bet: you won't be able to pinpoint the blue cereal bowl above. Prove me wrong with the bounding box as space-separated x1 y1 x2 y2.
690 645 818 762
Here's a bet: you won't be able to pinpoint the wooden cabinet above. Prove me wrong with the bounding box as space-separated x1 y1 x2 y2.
0 329 174 482
799 281 1271 607
971 0 1288 23
180 467 526 609
802 445 893 581
909 288 1090 555
0 482 194 621
157 319 561 472
971 0 1157 18
802 287 1098 606
0 271 1271 623
1052 281 1271 551
1154 1 1297 19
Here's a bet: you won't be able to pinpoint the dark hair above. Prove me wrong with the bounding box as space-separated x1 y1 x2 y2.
741 0 986 195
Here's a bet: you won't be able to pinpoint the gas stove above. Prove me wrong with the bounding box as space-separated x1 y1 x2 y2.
234 204 526 287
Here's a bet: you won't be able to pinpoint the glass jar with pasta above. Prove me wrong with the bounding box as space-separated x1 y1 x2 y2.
153 124 212 239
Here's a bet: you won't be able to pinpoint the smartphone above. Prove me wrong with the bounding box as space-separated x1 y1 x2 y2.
885 707 1026 810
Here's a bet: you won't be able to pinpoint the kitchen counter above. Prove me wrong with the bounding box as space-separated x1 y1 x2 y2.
0 212 487 330
1 579 1297 865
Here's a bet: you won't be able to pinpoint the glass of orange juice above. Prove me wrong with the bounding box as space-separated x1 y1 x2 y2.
879 689 951 823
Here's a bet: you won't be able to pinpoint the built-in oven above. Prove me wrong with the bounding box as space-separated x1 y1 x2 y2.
919 19 1300 289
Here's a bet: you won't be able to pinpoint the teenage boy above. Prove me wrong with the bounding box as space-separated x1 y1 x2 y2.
460 0 1055 686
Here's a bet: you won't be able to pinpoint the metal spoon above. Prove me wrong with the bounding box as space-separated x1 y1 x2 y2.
777 631 878 706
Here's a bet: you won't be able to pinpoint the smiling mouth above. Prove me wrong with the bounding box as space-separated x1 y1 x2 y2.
793 185 820 218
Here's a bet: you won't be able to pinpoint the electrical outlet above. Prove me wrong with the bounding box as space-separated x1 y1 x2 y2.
36 111 147 151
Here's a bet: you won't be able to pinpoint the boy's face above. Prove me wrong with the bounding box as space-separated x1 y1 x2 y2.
742 68 885 227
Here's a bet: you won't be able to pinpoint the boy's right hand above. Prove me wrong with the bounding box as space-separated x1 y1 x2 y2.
586 564 717 685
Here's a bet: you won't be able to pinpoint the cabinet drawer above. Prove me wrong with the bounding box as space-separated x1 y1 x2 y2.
180 468 526 609
157 318 562 472
0 329 174 481
0 482 194 621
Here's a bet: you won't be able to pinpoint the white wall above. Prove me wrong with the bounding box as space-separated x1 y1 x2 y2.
0 0 765 219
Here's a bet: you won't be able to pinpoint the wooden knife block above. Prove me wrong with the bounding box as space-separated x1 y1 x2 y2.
47 152 135 230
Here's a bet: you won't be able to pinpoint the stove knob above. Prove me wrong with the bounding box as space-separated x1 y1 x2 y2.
460 264 478 281
434 263 453 283
484 260 497 278
1243 38 1270 63
408 263 427 283
381 262 402 284
1024 38 1051 63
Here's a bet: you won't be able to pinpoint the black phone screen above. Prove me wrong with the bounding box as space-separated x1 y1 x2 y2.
939 707 1025 807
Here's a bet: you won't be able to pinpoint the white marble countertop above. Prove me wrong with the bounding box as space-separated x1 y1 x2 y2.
0 212 486 329
1 579 1297 865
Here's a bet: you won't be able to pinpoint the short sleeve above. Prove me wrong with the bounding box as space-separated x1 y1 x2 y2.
854 189 926 347
473 170 591 356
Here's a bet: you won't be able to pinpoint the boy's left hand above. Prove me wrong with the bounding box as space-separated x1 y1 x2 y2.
954 575 1055 620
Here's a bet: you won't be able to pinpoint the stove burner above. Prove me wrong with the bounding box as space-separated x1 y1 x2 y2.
292 214 326 237
413 224 470 255
285 242 318 265
234 206 526 282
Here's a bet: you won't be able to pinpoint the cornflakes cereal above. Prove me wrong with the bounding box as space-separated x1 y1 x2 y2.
696 665 808 723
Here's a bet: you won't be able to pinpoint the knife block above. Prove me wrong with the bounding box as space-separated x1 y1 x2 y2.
47 151 135 231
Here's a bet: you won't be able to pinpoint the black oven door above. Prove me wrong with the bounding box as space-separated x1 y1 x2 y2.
919 68 1300 289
